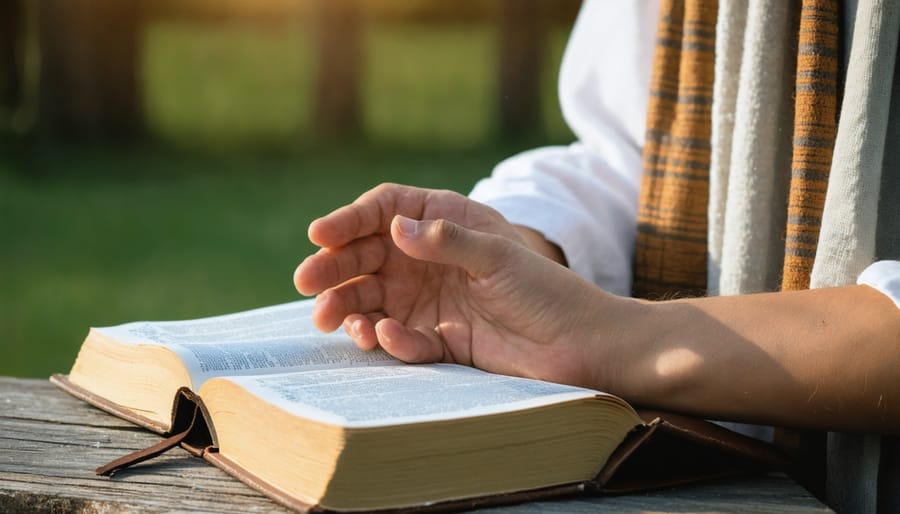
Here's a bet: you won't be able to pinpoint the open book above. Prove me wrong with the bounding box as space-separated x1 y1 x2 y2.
53 300 784 512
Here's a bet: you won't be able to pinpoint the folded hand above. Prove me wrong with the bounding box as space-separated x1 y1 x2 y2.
294 184 621 386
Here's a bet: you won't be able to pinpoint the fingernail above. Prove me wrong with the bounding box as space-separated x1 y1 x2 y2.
396 215 418 236
375 322 391 344
343 318 360 338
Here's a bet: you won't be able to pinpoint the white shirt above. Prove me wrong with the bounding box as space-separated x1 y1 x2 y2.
469 0 900 308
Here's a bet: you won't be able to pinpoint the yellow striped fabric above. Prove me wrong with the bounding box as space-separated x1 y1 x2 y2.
633 0 718 299
781 0 840 291
775 0 840 497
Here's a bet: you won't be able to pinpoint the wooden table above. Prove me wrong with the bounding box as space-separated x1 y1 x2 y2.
0 377 834 513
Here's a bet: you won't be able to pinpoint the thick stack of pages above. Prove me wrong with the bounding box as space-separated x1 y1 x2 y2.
54 300 784 512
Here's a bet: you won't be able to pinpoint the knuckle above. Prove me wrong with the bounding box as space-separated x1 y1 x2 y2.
373 182 398 194
430 218 460 244
359 183 397 206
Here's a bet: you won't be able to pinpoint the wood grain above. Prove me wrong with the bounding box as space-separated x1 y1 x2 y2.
0 377 833 513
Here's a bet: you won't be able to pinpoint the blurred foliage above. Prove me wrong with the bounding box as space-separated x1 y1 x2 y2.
1 5 578 378
144 22 573 151
144 0 581 25
144 22 313 151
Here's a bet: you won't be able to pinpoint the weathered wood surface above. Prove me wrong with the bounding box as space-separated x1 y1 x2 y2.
0 377 834 513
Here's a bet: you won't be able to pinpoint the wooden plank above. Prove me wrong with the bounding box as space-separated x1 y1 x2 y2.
484 474 834 513
0 378 289 513
0 377 129 427
0 377 834 513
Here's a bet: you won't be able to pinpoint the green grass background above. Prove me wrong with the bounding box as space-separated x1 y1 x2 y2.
1 22 574 377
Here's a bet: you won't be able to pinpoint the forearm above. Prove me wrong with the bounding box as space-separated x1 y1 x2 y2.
602 285 900 434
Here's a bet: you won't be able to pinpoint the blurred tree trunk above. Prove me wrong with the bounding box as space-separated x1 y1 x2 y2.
0 0 24 115
38 0 143 140
498 0 545 139
314 0 362 141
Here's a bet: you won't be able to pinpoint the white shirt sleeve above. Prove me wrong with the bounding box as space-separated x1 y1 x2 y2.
468 0 659 296
858 261 900 309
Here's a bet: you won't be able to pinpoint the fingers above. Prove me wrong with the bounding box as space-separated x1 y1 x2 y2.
390 215 509 280
342 312 448 364
299 185 484 296
308 184 429 248
342 312 384 351
375 318 447 363
308 202 380 249
312 275 385 332
294 235 387 296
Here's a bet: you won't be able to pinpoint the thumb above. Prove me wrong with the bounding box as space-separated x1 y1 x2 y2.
390 215 510 279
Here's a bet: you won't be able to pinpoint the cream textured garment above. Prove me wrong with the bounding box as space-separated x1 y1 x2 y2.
809 0 900 289
707 0 798 296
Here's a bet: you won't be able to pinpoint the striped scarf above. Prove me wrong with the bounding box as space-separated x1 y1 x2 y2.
633 0 840 298
782 0 840 291
633 0 718 299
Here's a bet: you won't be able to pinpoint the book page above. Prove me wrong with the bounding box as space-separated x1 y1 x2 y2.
97 300 322 344
95 300 399 386
221 364 602 428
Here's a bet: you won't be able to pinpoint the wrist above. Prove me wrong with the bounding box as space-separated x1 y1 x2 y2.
578 293 704 409
575 289 657 396
604 298 715 412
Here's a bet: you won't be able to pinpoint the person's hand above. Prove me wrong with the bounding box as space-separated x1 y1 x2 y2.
294 184 633 388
